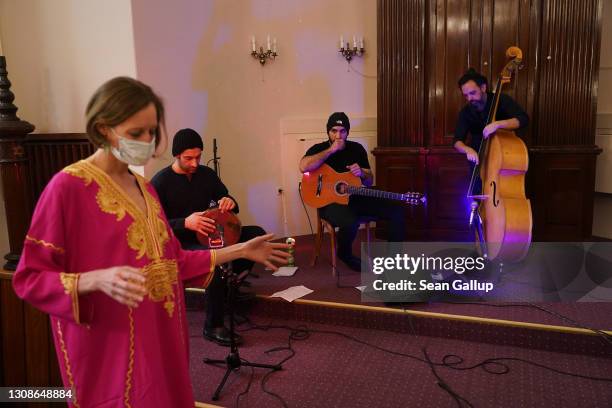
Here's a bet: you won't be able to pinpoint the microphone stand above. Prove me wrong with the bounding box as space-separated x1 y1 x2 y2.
203 233 281 401
469 200 488 260
212 138 220 177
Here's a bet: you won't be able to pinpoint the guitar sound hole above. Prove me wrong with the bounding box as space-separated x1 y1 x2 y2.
335 182 348 195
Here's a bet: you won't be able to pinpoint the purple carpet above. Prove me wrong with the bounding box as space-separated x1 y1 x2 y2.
188 311 612 408
184 233 612 406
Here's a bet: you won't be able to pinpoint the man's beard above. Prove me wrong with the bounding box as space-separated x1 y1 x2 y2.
471 100 485 111
180 163 197 174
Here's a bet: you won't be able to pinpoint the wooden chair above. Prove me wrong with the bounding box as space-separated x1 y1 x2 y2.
311 210 375 276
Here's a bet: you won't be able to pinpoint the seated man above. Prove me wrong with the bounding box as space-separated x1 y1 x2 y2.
151 128 264 346
299 112 406 271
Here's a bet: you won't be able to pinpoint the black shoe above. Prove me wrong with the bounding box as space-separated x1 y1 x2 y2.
203 326 243 347
338 254 362 272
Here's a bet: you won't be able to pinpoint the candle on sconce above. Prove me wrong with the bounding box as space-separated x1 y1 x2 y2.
267 34 271 51
251 36 256 52
338 33 365 62
273 37 277 53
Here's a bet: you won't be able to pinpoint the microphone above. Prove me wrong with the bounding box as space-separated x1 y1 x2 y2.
469 201 479 226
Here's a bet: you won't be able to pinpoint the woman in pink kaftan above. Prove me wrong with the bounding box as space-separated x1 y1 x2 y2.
12 77 289 408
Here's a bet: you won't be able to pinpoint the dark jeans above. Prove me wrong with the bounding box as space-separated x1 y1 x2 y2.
319 195 406 258
184 225 265 329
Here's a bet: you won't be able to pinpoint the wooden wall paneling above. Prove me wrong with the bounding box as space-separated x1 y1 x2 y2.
426 148 472 240
377 0 425 147
24 304 51 386
0 152 31 265
535 0 602 146
1 274 26 386
0 134 93 398
429 0 474 146
373 148 426 238
479 0 535 146
428 0 536 147
488 0 534 115
378 0 602 242
524 0 541 147
1 275 62 402
528 147 601 240
24 135 94 206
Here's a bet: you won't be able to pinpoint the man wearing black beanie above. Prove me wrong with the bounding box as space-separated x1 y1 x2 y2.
152 128 265 346
299 113 406 271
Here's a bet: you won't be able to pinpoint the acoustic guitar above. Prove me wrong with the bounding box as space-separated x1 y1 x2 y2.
301 163 426 208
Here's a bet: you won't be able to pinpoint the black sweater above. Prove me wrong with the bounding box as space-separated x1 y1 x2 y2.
453 92 529 152
151 165 239 247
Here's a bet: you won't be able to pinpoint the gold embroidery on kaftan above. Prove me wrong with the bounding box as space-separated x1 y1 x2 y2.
25 235 65 254
63 161 177 317
59 273 81 323
56 319 80 408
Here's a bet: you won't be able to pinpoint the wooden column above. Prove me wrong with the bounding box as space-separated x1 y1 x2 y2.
0 56 34 270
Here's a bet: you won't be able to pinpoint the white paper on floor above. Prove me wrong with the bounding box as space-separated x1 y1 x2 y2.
270 285 313 302
272 266 299 277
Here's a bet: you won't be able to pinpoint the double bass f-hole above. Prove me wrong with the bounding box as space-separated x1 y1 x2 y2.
490 181 500 207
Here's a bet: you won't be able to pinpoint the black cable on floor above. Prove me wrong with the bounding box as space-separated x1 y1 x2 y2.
297 181 314 237
234 320 311 407
422 347 474 408
232 317 612 408
260 325 310 408
234 363 255 408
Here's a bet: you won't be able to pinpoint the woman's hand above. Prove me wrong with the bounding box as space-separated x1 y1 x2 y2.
78 266 147 308
241 233 291 271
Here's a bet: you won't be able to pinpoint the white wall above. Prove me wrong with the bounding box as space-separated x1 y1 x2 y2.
0 0 138 256
132 0 377 236
0 0 377 254
0 0 138 133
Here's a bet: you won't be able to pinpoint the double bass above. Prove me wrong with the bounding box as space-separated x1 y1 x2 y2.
468 46 532 263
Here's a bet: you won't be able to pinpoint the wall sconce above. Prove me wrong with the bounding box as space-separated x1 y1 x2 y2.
339 35 364 62
251 35 278 65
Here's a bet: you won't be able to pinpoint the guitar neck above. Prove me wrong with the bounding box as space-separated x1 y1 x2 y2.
346 186 410 202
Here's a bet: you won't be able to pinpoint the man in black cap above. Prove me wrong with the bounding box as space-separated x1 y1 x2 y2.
151 128 264 346
299 112 406 271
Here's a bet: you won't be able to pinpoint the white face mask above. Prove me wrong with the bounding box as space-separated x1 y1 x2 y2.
109 128 156 166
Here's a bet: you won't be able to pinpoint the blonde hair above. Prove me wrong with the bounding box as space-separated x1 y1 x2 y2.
85 77 165 148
